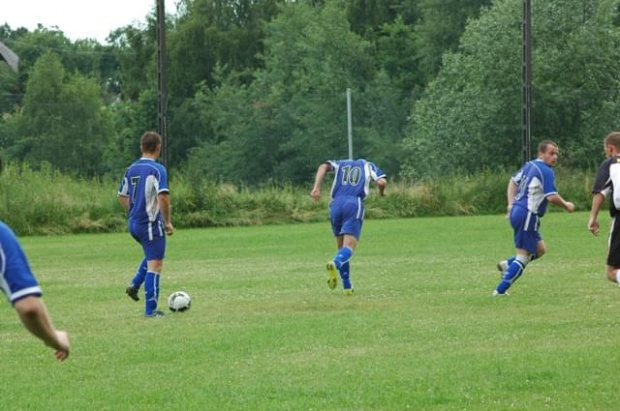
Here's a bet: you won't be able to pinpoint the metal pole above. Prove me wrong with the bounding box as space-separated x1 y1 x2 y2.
522 0 532 164
346 88 353 159
156 0 168 168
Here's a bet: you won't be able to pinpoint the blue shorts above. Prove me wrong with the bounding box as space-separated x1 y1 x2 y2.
129 220 166 260
509 205 542 254
329 196 364 240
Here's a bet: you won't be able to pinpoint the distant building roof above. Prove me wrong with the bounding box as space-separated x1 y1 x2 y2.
0 41 19 72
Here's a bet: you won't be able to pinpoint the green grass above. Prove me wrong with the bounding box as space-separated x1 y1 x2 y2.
1 212 618 410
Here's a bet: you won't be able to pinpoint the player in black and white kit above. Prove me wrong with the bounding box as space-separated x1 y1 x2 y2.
589 131 620 284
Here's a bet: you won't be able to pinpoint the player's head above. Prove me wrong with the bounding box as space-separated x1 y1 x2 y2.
604 132 620 158
537 140 559 166
140 131 162 156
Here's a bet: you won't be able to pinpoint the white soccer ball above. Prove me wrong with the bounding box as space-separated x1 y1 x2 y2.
167 291 191 312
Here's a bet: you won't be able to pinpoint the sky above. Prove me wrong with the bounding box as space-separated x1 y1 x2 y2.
2 0 178 44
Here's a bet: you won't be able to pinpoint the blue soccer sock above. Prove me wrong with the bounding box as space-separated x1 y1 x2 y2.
496 255 529 294
333 247 353 270
144 271 161 315
339 262 352 290
130 258 147 290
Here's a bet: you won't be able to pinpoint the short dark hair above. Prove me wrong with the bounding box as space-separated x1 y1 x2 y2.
537 139 558 154
141 131 162 154
604 132 620 150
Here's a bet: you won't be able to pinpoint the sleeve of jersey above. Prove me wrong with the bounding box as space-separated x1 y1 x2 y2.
369 163 386 181
157 165 170 194
510 169 523 185
1 241 42 304
592 159 611 195
118 174 129 196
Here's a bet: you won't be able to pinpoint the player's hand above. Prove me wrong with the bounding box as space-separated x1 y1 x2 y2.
52 330 70 362
165 222 175 236
565 202 575 213
589 219 600 236
310 188 321 201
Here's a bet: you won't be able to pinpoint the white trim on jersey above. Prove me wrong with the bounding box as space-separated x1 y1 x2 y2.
144 175 160 222
610 163 620 209
328 161 340 199
11 286 42 302
0 246 8 299
363 162 372 198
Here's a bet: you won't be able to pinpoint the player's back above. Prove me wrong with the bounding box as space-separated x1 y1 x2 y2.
329 159 385 200
122 158 166 224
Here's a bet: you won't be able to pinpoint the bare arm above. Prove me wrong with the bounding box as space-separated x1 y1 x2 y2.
310 163 332 201
118 195 129 212
588 193 606 236
14 296 70 361
158 192 174 235
506 179 518 216
547 193 575 213
376 177 387 196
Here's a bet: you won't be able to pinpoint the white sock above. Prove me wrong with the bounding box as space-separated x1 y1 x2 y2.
615 270 620 284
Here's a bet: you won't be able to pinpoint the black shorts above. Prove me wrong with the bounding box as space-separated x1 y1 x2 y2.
608 217 620 266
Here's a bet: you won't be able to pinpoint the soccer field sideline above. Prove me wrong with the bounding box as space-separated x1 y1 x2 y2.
1 212 619 411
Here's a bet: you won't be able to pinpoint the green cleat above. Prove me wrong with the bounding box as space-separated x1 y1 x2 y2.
343 288 355 296
326 261 338 290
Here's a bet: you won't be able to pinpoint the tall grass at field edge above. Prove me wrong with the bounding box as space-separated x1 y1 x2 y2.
0 162 596 235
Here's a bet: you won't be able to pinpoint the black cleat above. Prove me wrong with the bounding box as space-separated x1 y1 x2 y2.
125 286 139 301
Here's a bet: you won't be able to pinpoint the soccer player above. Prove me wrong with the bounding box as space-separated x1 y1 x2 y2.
118 131 174 317
588 132 620 284
494 140 574 296
1 221 70 361
311 158 387 294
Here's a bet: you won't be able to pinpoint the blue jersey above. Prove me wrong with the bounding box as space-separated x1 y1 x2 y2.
512 159 557 216
328 159 386 200
0 221 42 304
118 158 170 225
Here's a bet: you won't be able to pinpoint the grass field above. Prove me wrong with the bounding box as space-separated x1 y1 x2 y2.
1 211 619 410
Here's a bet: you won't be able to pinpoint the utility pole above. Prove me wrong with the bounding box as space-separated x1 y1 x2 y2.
522 0 532 165
156 0 168 167
346 88 353 160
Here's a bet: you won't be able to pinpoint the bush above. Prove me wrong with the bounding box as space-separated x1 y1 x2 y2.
0 162 596 236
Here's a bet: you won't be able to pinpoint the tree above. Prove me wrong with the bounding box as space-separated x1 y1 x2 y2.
187 0 376 184
5 52 111 176
403 0 620 178
413 0 492 85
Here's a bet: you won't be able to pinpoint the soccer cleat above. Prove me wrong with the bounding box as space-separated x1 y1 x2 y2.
497 260 508 273
125 286 139 302
326 261 338 290
492 290 510 297
343 288 355 296
145 310 165 318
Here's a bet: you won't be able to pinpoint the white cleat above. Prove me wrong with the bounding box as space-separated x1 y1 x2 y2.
492 290 510 297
